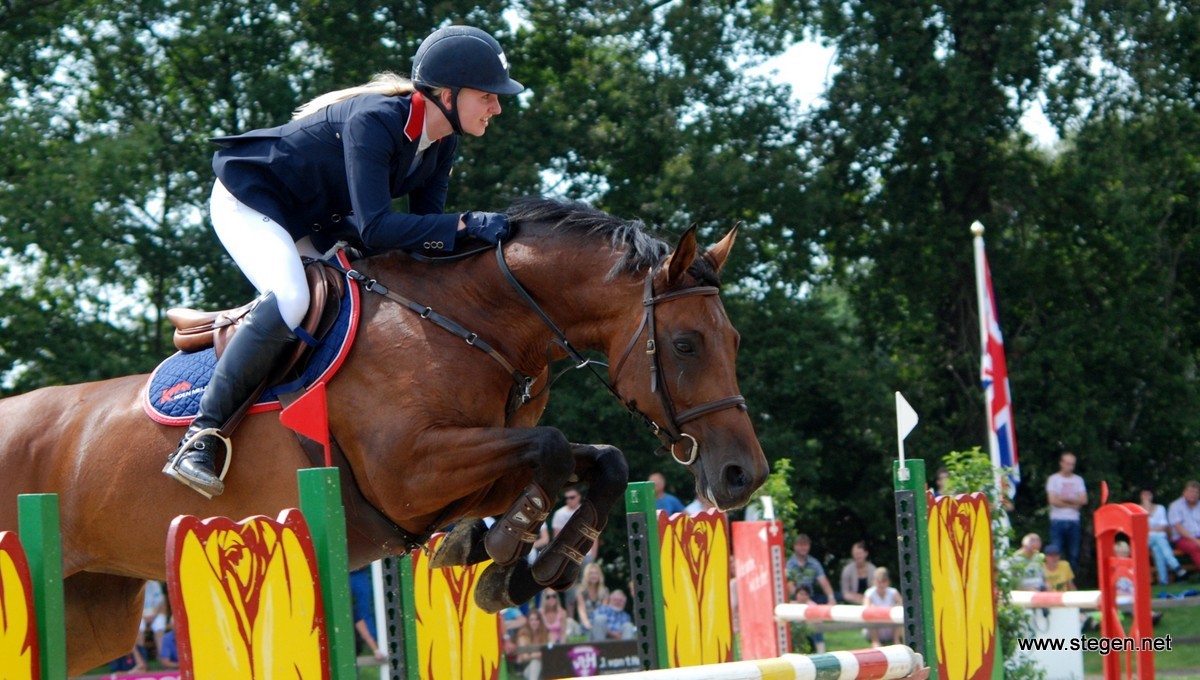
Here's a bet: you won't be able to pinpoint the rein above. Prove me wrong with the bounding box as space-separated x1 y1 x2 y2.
332 258 536 416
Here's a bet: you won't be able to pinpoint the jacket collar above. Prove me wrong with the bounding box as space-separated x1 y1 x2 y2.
404 91 426 142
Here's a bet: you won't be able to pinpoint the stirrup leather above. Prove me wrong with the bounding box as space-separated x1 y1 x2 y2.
162 427 233 499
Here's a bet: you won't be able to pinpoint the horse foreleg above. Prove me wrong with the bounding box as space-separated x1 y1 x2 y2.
63 572 146 675
474 443 628 613
532 443 628 589
430 426 573 571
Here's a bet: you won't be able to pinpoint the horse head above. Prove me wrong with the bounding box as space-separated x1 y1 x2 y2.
606 222 769 511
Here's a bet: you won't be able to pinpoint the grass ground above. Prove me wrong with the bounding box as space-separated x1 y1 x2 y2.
811 581 1200 677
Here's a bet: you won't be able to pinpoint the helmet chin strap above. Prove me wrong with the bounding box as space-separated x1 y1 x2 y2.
420 86 464 136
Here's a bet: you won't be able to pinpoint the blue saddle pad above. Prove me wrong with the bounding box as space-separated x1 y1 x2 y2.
143 268 359 426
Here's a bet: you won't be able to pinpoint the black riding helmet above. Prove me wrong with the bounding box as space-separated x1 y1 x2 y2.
412 25 524 135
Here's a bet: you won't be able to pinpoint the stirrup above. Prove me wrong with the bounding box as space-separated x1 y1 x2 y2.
163 427 232 499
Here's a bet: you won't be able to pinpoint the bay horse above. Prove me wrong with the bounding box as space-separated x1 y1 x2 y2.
0 197 767 674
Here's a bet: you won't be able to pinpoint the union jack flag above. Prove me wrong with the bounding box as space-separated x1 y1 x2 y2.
978 249 1020 496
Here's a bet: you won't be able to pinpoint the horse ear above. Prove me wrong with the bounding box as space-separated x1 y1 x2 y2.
703 222 740 274
664 225 699 288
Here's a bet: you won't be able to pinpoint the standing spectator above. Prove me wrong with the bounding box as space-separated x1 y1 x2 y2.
550 488 598 563
550 488 582 538
1042 545 1076 592
934 468 951 498
1168 480 1200 572
1046 451 1088 572
350 567 385 661
863 567 902 648
649 472 686 515
573 562 610 633
1010 533 1046 591
839 541 877 604
1139 487 1189 584
786 534 836 604
592 590 635 640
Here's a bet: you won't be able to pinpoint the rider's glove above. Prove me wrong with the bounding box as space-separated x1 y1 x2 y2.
461 211 510 244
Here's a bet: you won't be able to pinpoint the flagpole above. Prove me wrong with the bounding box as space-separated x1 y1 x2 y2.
972 222 1004 480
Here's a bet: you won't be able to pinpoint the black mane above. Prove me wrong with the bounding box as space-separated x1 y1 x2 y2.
506 197 718 285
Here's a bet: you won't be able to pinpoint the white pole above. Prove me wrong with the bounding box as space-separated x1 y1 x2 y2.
371 559 388 678
972 222 1004 482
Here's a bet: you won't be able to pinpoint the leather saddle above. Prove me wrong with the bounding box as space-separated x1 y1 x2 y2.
166 260 346 384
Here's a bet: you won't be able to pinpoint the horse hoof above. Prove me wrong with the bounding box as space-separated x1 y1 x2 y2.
430 519 490 569
474 561 541 614
475 564 518 614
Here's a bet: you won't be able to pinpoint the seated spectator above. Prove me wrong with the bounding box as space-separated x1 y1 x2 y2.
1010 533 1047 591
502 606 528 640
839 541 876 604
139 580 168 661
573 562 609 633
1139 487 1188 584
863 567 902 648
1043 545 1076 592
514 611 550 680
786 534 836 604
1168 480 1200 573
591 590 634 640
538 588 580 643
791 583 825 653
685 496 715 516
158 626 180 669
108 645 146 673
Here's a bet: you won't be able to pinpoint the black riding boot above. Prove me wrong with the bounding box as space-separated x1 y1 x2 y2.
164 292 295 497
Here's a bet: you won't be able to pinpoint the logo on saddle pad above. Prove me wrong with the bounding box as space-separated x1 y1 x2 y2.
142 272 359 426
159 381 203 405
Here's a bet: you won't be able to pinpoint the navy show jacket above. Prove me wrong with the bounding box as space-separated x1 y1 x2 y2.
211 92 461 253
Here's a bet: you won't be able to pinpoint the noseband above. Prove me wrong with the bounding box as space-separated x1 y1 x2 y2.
496 244 747 466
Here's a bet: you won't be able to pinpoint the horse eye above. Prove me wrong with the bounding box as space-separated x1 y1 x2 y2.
673 340 695 355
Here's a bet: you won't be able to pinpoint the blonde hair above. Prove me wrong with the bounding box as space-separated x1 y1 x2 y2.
292 72 442 119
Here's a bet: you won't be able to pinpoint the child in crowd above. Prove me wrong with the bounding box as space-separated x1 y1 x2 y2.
1043 545 1076 592
863 567 903 647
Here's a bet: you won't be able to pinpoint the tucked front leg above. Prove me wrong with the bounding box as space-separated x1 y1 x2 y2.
533 443 629 589
475 443 629 613
426 426 572 570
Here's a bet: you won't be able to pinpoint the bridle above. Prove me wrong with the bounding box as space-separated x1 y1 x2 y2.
494 243 747 466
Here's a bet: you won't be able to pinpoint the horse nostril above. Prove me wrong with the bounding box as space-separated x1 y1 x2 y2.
724 464 749 493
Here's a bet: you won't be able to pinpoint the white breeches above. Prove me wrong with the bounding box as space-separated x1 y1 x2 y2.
209 180 321 329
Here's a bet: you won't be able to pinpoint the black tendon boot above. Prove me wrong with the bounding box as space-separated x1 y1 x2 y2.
164 293 295 497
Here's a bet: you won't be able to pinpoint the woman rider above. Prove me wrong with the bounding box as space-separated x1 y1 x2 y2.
163 25 523 497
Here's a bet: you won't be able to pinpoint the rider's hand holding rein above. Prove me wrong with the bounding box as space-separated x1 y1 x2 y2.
163 25 523 498
460 211 510 244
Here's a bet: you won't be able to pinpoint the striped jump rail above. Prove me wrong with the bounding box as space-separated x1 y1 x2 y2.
567 645 924 680
1008 590 1131 609
775 603 904 624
